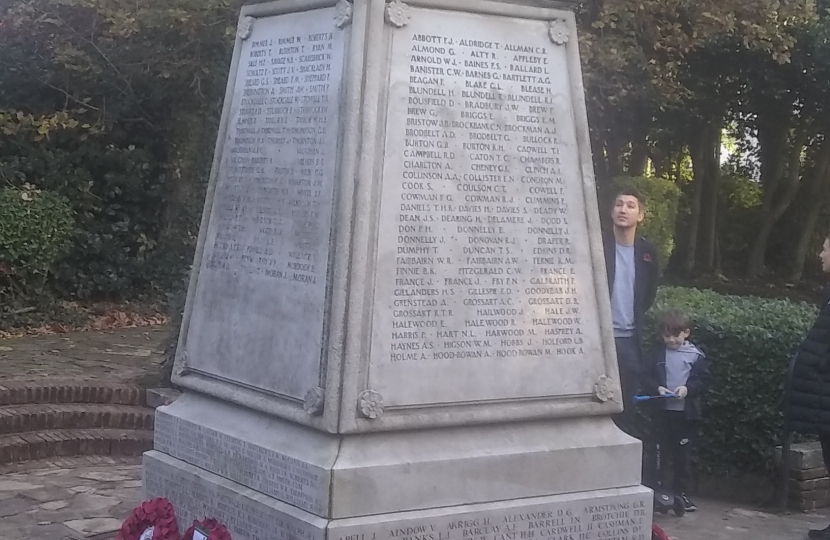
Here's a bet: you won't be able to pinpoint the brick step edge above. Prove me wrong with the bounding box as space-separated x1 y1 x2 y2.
0 380 145 406
0 403 154 434
0 428 153 464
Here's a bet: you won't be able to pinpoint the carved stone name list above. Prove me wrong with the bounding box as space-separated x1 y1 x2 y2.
369 10 604 406
183 9 346 398
209 30 338 284
331 488 652 540
153 410 327 515
145 453 327 540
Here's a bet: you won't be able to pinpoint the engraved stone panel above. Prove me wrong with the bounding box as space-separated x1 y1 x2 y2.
330 486 653 540
154 405 330 515
370 8 604 407
184 7 347 399
144 451 328 540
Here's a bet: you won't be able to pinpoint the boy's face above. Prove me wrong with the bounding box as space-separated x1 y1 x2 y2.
662 329 690 350
612 195 645 230
820 238 830 274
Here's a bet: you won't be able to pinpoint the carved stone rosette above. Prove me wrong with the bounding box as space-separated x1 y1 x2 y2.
548 19 570 46
594 375 614 403
174 352 189 377
384 0 411 28
237 16 255 40
334 0 353 29
303 387 325 416
358 390 384 419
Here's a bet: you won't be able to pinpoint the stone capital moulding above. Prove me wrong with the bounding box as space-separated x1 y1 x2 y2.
303 387 325 416
384 0 411 28
594 375 614 403
358 390 384 419
237 15 256 40
548 19 570 45
334 0 353 28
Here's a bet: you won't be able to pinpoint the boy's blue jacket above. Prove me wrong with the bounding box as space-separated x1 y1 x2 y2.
643 344 711 421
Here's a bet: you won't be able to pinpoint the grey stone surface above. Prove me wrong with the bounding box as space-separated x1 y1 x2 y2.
174 0 617 433
146 449 651 540
330 486 653 540
144 451 328 540
156 2 648 540
154 394 334 515
146 387 181 409
369 5 607 410
179 4 349 403
153 393 641 519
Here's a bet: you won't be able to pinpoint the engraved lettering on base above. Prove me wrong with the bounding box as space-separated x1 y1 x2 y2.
548 19 570 45
594 375 614 402
334 0 353 28
358 390 384 419
304 386 325 415
384 0 411 28
237 16 255 40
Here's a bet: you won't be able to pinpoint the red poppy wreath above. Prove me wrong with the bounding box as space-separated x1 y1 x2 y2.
117 498 180 540
182 518 232 540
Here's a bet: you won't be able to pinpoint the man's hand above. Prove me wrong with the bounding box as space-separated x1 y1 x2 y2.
673 386 688 398
657 386 670 396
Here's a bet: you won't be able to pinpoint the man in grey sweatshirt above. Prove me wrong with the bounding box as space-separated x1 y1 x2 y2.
646 309 710 513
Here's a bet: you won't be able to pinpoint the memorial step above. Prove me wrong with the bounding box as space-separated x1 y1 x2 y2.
0 380 145 406
0 428 153 464
0 403 154 434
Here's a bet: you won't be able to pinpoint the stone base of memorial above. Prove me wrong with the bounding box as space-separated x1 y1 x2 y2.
145 395 650 539
144 0 654 539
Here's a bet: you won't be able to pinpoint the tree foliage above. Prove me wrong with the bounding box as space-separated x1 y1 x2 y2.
0 0 240 303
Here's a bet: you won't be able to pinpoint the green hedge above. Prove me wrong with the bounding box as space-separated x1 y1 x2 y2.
646 287 817 473
0 186 74 290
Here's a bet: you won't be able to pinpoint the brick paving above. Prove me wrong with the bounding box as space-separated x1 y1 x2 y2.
0 325 169 539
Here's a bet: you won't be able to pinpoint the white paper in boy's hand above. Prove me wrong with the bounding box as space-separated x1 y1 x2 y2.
139 528 155 540
193 529 208 540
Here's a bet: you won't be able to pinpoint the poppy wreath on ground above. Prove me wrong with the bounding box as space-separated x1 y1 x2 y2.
117 498 180 540
182 518 232 540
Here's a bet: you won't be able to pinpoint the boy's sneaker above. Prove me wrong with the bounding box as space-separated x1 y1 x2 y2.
680 493 697 512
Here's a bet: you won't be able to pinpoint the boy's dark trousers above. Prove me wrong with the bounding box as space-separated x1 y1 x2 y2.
656 410 696 493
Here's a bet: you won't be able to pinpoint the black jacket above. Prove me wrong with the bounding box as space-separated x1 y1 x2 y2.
644 345 710 421
790 289 830 435
603 233 660 342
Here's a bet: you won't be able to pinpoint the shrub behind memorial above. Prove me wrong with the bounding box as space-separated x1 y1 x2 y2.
646 286 817 474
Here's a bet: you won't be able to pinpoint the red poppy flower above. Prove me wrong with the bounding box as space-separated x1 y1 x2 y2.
117 498 179 540
643 253 652 262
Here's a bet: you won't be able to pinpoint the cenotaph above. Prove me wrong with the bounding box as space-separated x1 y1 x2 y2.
143 1 653 539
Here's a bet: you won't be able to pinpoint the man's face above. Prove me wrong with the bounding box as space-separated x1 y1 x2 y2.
820 238 830 274
612 195 644 230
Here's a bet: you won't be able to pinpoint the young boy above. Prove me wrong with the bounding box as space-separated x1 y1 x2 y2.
646 309 710 513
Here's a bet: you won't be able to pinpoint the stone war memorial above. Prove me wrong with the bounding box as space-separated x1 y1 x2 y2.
143 0 653 539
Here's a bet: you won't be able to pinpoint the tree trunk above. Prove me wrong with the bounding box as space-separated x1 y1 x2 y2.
628 125 649 176
684 128 706 276
789 140 830 282
746 118 802 278
696 120 723 273
686 120 723 276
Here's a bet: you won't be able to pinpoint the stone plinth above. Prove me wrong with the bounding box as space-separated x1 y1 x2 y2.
144 0 652 538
